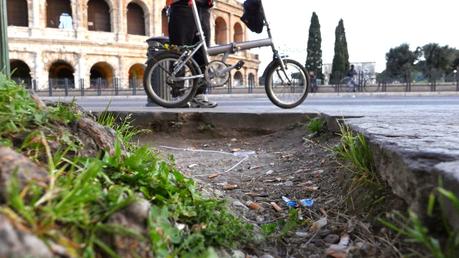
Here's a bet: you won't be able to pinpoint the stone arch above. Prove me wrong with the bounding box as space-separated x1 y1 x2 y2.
233 22 243 42
161 7 168 36
7 0 28 27
87 0 111 32
215 17 227 45
89 62 114 88
46 0 72 28
48 60 75 88
128 63 145 88
10 59 32 88
248 73 255 87
233 71 243 87
127 1 146 35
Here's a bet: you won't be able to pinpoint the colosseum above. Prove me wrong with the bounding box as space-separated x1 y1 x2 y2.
6 0 260 90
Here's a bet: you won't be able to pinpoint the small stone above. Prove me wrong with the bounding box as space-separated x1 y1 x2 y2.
265 170 274 175
323 234 340 244
125 198 151 223
284 181 294 187
232 200 249 210
213 189 225 197
295 231 309 237
300 243 316 250
216 249 232 258
319 229 331 237
260 254 274 258
256 216 264 223
312 239 326 247
232 250 245 258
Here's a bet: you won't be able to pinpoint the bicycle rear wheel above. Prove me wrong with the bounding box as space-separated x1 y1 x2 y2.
264 59 309 109
143 52 198 108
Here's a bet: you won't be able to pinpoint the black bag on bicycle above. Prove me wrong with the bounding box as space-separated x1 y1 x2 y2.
241 0 264 33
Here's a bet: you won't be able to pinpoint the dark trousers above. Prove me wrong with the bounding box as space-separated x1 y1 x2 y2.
169 4 210 95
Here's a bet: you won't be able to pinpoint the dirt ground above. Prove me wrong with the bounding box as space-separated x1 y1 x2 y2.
137 121 405 258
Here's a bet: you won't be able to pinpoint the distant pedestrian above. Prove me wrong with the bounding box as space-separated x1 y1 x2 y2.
346 65 357 92
309 71 318 93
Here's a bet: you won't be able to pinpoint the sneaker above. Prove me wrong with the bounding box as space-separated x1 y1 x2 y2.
189 94 217 108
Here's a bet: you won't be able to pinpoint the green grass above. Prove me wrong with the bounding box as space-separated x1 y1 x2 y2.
333 122 390 218
0 73 80 137
380 186 459 258
334 122 376 181
307 117 326 135
0 75 253 257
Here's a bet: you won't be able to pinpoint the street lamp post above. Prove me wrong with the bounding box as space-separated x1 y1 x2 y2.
454 69 458 91
0 0 9 73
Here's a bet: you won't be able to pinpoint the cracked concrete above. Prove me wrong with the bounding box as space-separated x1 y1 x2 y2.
339 107 459 227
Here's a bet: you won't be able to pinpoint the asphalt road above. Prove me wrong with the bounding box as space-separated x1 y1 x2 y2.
42 93 459 116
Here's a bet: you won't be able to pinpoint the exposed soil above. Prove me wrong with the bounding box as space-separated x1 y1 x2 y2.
137 118 407 258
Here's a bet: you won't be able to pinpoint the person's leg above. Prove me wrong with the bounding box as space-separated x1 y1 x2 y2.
188 7 217 107
169 5 195 46
167 5 195 99
193 7 211 95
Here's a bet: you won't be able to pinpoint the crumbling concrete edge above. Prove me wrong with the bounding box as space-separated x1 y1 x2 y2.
322 113 459 229
107 111 318 133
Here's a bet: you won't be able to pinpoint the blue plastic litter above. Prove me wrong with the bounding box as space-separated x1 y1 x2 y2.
300 198 314 207
282 196 298 208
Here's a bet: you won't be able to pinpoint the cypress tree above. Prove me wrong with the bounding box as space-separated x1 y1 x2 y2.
305 12 323 80
330 19 350 84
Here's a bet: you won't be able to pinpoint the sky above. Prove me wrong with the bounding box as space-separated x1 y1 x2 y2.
246 0 459 73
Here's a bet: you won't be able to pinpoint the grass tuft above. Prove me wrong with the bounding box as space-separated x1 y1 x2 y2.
307 117 327 135
0 74 253 257
380 186 459 258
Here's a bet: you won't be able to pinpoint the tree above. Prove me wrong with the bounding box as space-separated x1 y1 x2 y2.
419 43 456 83
330 19 349 84
453 51 459 70
305 12 323 80
385 44 417 84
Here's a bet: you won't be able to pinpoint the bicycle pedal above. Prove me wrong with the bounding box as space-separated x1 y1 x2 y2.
235 60 245 70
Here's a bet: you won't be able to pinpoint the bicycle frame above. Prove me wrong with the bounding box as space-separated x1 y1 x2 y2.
186 1 288 67
167 0 292 86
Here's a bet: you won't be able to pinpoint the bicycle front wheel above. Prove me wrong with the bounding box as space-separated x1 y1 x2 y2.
264 59 309 109
143 52 199 108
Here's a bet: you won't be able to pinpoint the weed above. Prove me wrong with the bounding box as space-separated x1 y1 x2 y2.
0 73 47 135
261 223 277 236
48 100 81 125
334 123 376 180
97 111 147 149
380 187 459 258
333 122 390 217
260 209 306 240
307 117 326 135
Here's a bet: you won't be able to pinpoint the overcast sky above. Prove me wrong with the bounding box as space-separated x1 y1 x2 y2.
246 0 459 72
